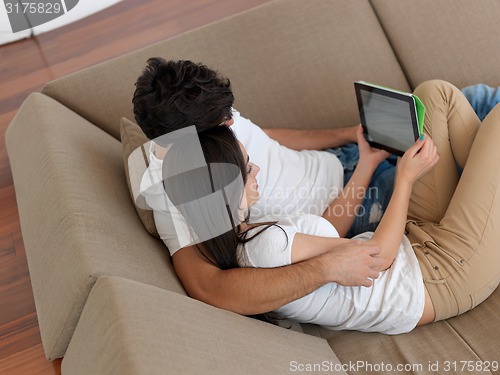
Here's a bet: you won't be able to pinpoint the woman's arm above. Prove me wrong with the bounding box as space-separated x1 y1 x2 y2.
302 137 438 274
368 178 412 269
322 126 390 236
369 136 439 269
322 159 378 237
290 233 351 263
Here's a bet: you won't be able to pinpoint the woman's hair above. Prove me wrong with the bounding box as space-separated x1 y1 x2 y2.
162 126 281 270
133 58 234 140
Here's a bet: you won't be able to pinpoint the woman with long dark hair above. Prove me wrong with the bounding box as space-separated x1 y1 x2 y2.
162 80 500 334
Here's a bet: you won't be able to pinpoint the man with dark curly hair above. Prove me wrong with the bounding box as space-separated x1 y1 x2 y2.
133 58 393 315
133 59 235 138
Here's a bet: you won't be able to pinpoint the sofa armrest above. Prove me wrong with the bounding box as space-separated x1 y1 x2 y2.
6 93 185 359
62 276 345 375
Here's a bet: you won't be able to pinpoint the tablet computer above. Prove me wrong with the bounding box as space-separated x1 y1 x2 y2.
354 81 425 156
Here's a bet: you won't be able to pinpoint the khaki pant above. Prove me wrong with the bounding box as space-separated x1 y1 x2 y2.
406 80 500 322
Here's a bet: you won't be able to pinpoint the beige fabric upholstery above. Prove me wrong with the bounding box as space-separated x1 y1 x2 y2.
5 93 185 360
444 287 500 373
370 0 500 89
62 276 345 375
304 287 500 375
120 117 159 238
41 0 410 139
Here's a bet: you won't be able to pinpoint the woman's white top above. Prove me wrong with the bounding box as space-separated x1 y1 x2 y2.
237 214 425 334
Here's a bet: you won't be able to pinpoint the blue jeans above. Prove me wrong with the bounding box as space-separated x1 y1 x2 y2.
462 84 500 121
329 84 500 237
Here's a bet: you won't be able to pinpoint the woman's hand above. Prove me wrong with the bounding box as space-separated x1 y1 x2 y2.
356 125 391 169
397 135 439 185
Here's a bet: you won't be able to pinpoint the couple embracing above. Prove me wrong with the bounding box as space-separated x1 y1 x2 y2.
134 58 500 334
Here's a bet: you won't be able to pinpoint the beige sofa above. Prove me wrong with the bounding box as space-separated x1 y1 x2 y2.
6 0 500 374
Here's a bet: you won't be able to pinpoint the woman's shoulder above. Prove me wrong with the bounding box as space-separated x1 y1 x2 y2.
245 214 338 240
238 220 296 268
283 214 339 237
237 214 339 268
242 219 295 246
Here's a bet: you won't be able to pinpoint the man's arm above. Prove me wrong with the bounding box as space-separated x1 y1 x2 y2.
262 126 358 151
172 242 384 315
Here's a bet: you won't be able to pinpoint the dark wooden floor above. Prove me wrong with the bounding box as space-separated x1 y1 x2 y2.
0 0 271 373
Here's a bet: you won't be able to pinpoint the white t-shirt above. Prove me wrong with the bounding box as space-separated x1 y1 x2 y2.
237 214 425 334
140 109 344 255
230 110 343 218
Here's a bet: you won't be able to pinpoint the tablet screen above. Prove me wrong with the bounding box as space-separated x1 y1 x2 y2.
360 90 417 153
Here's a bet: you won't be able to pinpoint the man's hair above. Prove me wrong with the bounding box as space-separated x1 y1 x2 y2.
132 58 234 139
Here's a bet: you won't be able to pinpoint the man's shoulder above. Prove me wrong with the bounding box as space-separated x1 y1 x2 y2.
231 109 257 131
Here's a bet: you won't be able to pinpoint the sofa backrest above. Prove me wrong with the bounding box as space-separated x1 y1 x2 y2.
41 0 410 140
370 0 500 89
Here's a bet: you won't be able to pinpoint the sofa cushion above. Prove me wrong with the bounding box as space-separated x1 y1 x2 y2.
370 0 500 89
120 117 159 238
62 276 346 375
41 0 410 139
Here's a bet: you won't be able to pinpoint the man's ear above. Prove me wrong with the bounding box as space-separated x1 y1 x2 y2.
223 118 234 127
